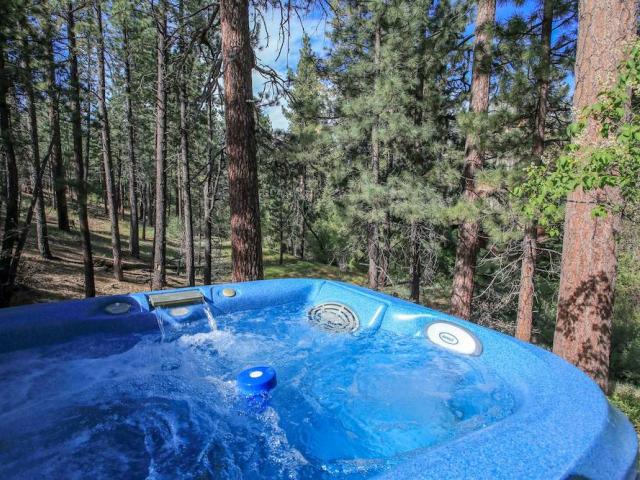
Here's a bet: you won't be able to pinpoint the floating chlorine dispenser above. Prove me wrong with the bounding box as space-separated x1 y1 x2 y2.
236 366 277 411
236 366 277 395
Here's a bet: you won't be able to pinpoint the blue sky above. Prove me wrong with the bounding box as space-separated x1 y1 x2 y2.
254 1 542 131
253 6 332 130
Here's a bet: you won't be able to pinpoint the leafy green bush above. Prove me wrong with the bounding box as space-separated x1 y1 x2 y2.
611 230 640 384
610 383 640 433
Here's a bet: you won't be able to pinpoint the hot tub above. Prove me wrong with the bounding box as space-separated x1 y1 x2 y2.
0 279 636 479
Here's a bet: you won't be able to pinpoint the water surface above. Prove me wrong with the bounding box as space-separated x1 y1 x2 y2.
0 301 514 479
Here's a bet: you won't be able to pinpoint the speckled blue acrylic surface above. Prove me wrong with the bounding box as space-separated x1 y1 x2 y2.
0 279 636 479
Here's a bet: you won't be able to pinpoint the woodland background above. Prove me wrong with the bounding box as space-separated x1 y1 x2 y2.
1 0 640 426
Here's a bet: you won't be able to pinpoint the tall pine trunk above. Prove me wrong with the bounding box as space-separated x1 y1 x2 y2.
46 29 69 232
179 0 195 286
123 26 139 258
95 0 123 281
450 0 496 319
298 169 306 260
552 0 637 392
23 46 53 260
515 0 553 342
221 0 263 282
68 1 96 297
409 27 426 302
203 100 222 285
152 0 168 290
84 47 92 186
367 23 381 290
0 46 20 305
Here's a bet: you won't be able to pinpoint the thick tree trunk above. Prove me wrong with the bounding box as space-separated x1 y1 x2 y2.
23 49 53 260
368 23 381 290
450 0 496 319
552 0 637 392
68 1 96 297
46 32 69 232
515 0 553 342
95 0 123 281
122 28 140 258
152 1 168 290
0 46 20 305
179 0 195 286
221 0 263 282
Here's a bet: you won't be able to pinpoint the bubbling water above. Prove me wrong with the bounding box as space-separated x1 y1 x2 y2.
0 302 515 479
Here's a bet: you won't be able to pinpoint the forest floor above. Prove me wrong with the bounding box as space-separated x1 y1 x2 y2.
8 201 640 439
10 201 373 306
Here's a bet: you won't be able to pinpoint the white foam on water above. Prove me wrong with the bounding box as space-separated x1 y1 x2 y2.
0 301 515 479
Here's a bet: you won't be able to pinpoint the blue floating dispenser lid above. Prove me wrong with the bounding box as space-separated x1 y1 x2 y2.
236 366 277 396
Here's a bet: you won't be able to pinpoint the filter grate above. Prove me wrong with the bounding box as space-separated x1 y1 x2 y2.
307 303 359 334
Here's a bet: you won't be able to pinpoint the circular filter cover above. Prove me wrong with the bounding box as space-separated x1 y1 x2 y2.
307 302 359 334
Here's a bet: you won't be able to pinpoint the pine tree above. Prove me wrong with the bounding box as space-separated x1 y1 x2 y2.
327 0 468 300
152 0 168 290
178 0 195 286
450 0 496 320
284 34 326 261
0 42 20 305
221 0 263 282
21 23 53 260
67 0 96 297
44 4 70 232
553 0 637 392
515 0 554 341
95 0 124 280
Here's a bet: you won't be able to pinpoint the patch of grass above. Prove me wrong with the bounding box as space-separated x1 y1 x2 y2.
263 252 367 285
610 383 640 434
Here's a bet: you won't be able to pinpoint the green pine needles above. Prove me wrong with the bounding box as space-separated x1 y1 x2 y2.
517 41 640 234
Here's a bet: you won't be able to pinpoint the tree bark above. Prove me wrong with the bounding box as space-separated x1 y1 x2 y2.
84 47 92 186
179 0 195 286
552 0 637 392
515 0 554 342
95 0 123 281
8 134 54 295
0 45 20 305
46 28 69 232
152 0 168 290
410 221 421 302
368 22 381 290
203 101 222 285
67 1 96 297
450 0 496 319
23 46 53 260
298 168 306 259
141 183 147 241
221 0 263 282
123 27 140 258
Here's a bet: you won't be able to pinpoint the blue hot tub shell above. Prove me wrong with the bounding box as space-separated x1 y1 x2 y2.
0 278 636 479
